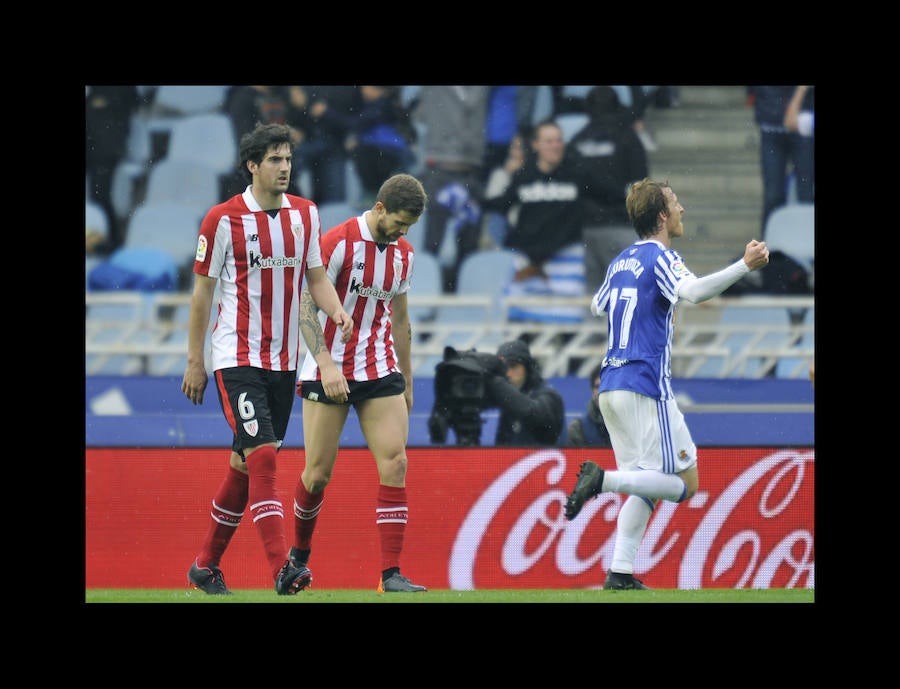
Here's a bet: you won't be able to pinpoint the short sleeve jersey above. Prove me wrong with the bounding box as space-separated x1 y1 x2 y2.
299 213 414 382
591 239 697 400
192 186 323 372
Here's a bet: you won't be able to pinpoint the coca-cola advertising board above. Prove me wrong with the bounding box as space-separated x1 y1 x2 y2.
85 446 814 589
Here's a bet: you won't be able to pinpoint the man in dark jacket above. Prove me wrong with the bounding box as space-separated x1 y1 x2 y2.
569 86 649 289
484 340 565 446
747 85 815 235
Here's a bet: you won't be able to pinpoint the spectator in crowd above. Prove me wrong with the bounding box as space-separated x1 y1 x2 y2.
483 119 618 281
222 85 307 196
482 86 538 180
412 85 490 292
182 123 353 596
747 85 815 236
85 204 108 258
483 339 565 446
481 86 537 249
552 85 668 152
481 126 529 248
566 363 612 447
292 173 429 593
225 86 306 149
85 85 141 252
346 86 417 208
293 85 359 204
784 85 814 137
564 178 769 590
612 86 659 153
569 85 649 289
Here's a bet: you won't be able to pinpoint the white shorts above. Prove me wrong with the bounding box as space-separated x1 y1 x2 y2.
598 390 697 474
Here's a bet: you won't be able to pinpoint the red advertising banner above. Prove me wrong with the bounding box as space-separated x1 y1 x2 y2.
85 446 814 590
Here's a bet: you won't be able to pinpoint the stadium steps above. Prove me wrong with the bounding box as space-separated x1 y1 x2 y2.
644 85 763 277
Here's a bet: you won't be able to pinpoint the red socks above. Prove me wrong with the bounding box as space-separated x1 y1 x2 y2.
197 465 248 568
377 485 407 572
246 445 288 580
293 479 324 551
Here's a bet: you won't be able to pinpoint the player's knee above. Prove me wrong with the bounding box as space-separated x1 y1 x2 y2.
378 452 408 484
676 467 699 502
229 452 249 473
305 470 332 494
678 478 698 502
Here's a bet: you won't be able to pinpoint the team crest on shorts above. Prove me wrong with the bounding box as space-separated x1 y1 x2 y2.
243 420 259 437
679 449 688 459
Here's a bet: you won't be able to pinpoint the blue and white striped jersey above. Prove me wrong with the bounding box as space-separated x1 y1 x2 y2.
591 239 697 400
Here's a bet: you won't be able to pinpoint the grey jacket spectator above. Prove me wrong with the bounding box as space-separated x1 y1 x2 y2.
413 86 490 291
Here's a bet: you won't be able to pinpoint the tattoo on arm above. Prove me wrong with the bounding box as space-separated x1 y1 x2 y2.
299 287 327 354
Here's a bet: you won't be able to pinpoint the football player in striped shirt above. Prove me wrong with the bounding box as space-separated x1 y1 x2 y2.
292 173 429 593
183 123 353 595
564 178 770 589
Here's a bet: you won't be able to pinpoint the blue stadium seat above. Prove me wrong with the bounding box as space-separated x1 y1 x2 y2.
317 202 359 234
144 158 222 211
152 85 228 116
408 251 441 325
764 203 814 288
166 113 237 176
124 201 203 271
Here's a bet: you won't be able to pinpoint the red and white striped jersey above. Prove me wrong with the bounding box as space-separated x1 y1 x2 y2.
299 213 414 382
192 186 323 372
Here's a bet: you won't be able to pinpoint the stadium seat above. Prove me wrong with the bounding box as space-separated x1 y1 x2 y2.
507 244 586 323
555 112 589 142
764 203 814 287
144 158 222 211
437 249 518 323
166 113 237 176
124 201 203 273
410 249 517 376
151 85 228 116
405 209 428 255
317 201 360 234
407 251 441 326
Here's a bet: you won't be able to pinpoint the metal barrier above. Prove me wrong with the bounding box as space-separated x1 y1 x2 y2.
85 291 814 379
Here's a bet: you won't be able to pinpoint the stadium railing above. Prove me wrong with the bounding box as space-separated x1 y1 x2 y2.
85 291 814 379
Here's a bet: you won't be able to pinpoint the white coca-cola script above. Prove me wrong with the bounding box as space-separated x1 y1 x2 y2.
449 448 814 590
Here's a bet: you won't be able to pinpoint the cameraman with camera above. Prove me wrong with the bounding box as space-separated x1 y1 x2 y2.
429 339 564 446
489 340 565 446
